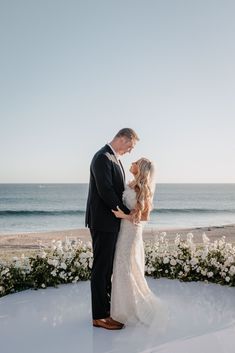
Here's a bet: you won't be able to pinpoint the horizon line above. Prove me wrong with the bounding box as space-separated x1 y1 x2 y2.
0 182 235 185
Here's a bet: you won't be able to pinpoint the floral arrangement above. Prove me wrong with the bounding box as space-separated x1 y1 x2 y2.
0 233 235 298
0 239 93 298
145 232 235 286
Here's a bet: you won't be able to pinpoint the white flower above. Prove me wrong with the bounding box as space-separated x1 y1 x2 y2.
51 270 57 277
190 258 199 266
48 259 59 267
14 261 21 269
81 261 88 269
39 251 47 259
80 258 87 265
225 276 230 282
219 238 226 248
186 233 194 241
170 259 177 266
60 262 67 270
59 271 66 279
207 271 213 278
174 234 181 246
163 257 169 264
79 252 88 259
1 268 9 276
89 259 93 269
56 240 62 248
41 284 46 288
86 241 92 248
201 249 208 260
224 256 234 267
229 265 235 276
146 267 152 274
202 233 210 244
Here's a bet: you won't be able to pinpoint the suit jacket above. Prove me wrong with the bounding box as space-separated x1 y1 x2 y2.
85 144 130 232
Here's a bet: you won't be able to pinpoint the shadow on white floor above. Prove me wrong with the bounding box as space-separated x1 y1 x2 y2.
0 278 235 353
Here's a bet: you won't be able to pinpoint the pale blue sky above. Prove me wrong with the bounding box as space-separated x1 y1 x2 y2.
0 0 235 183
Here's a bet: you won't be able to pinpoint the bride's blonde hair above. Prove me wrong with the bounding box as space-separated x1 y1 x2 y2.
129 158 155 223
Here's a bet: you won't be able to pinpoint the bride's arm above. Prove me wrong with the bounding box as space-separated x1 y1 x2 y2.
112 206 150 223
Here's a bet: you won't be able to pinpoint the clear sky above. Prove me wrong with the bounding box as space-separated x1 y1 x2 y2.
1 0 235 183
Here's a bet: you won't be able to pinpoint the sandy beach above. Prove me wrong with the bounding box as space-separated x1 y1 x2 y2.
1 224 235 262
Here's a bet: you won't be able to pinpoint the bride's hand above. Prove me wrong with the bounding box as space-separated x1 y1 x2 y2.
112 206 125 218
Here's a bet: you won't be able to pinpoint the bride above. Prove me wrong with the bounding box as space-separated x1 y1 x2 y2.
111 158 167 327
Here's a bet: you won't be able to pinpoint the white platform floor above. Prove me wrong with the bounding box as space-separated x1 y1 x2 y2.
1 278 235 353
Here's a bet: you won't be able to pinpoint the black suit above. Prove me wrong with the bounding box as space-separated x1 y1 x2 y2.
85 144 130 319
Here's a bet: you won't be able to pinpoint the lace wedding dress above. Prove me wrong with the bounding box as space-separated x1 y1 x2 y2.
111 185 168 328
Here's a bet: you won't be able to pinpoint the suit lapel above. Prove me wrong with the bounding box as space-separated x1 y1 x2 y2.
118 159 125 183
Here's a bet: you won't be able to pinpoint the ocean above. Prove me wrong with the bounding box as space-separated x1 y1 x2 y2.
0 184 235 234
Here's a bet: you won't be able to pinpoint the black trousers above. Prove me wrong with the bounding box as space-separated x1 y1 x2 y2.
90 228 119 320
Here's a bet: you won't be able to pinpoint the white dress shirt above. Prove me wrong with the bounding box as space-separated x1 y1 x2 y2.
107 143 125 182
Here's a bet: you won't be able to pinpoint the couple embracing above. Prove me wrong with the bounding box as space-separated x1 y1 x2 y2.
85 128 166 330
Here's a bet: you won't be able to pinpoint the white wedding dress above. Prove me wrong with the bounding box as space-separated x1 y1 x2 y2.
111 185 168 328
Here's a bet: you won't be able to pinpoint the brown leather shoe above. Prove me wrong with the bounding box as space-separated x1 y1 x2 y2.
93 318 123 330
108 317 125 328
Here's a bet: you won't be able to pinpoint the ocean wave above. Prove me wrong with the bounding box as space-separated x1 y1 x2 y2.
151 208 235 214
0 208 235 217
0 210 85 216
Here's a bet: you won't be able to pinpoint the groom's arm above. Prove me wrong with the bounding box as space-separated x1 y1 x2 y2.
91 154 130 214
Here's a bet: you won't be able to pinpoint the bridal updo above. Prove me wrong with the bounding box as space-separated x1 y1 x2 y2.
129 158 156 224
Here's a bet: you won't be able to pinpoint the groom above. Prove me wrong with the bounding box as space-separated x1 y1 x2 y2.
85 128 139 330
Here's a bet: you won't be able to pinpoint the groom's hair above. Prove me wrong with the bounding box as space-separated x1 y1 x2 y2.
115 128 139 141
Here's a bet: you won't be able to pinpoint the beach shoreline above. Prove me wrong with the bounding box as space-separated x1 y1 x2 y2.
1 224 235 262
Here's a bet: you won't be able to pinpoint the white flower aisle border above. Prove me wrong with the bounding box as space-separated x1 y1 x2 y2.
0 232 235 298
